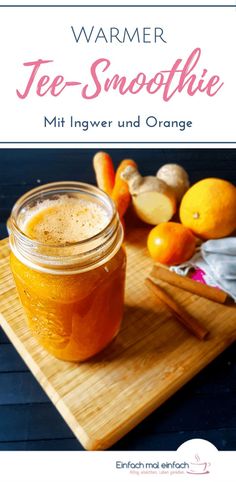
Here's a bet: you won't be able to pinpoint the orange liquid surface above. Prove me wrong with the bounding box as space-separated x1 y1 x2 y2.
11 198 126 361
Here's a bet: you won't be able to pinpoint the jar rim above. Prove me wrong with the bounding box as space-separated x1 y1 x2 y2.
8 181 124 274
8 181 117 248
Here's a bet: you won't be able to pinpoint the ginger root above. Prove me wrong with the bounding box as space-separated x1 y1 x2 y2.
156 163 190 203
121 165 176 225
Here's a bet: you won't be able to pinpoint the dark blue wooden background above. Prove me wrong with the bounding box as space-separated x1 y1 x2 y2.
0 148 235 451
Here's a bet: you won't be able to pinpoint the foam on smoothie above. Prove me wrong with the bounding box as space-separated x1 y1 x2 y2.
21 195 110 245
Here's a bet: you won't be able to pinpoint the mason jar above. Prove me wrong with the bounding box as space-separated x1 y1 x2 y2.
7 182 126 361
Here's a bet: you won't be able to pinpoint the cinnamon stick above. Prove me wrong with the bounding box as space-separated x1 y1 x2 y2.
151 264 227 304
145 277 209 340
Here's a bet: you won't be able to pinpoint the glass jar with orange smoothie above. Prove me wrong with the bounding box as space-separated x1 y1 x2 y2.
7 182 126 361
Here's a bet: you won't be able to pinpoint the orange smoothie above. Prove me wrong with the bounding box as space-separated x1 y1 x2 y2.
9 186 126 361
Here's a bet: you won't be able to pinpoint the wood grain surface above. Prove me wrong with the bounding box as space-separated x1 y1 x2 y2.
0 230 235 450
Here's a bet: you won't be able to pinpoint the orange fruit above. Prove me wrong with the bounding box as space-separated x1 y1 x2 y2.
147 222 196 265
180 178 236 239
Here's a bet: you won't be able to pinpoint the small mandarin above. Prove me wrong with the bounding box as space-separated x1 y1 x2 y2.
147 222 196 265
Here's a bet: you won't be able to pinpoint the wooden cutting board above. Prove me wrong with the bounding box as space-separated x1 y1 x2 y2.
0 230 235 450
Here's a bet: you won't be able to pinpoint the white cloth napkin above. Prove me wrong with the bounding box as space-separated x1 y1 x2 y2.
171 238 236 302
